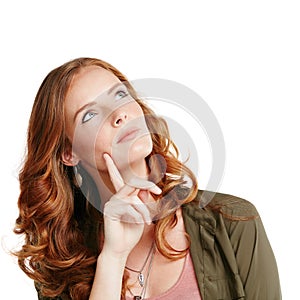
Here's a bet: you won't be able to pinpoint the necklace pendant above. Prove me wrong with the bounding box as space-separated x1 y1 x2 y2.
134 296 142 300
138 273 144 287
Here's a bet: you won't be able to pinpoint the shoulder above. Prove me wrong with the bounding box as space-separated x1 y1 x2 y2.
182 189 259 222
203 190 259 220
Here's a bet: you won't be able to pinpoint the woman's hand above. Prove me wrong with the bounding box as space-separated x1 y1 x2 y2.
101 153 161 258
89 154 161 299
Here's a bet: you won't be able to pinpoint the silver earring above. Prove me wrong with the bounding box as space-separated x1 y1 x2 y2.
74 165 82 187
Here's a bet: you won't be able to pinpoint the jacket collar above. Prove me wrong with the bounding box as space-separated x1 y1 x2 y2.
182 190 217 235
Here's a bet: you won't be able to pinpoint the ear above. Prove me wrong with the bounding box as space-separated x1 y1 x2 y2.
61 149 80 167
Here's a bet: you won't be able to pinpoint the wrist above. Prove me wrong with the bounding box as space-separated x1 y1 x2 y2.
90 247 127 299
98 247 128 267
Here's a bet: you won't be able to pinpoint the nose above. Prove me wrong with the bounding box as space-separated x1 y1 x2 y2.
112 111 128 127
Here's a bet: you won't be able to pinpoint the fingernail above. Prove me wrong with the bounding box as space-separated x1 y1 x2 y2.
152 186 162 195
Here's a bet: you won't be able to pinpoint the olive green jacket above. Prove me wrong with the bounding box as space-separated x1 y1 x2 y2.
182 190 281 299
36 190 281 299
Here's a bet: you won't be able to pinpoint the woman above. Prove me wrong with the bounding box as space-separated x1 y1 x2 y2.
14 57 281 299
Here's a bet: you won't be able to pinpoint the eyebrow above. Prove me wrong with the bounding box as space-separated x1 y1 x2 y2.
107 82 125 95
73 101 97 122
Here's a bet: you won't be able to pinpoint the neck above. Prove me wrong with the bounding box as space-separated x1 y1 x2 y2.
126 222 156 266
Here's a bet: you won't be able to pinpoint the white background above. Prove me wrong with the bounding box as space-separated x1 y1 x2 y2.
1 0 299 298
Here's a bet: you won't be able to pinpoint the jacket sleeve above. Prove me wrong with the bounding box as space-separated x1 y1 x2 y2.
225 202 282 299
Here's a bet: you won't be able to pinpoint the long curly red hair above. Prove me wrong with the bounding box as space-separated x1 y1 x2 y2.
14 57 198 299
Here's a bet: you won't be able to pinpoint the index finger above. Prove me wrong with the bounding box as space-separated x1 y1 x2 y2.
103 153 162 195
103 153 124 192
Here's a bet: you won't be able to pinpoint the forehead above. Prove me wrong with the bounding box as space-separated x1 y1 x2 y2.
66 66 121 105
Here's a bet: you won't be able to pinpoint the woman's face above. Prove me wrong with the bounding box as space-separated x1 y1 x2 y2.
63 66 153 176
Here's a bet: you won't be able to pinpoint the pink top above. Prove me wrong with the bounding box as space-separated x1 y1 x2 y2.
126 252 202 300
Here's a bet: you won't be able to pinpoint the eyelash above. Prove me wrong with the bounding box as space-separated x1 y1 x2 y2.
115 89 129 100
82 111 96 123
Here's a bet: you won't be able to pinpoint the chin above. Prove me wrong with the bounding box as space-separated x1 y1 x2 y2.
112 134 153 169
131 134 153 157
130 143 152 163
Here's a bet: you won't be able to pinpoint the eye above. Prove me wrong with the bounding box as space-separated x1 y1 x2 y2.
82 111 96 123
115 89 128 100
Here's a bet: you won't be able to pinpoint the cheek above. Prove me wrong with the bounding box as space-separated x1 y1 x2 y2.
93 129 114 168
72 123 113 169
132 101 144 117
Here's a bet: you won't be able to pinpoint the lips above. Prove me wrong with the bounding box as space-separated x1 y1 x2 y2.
117 127 141 143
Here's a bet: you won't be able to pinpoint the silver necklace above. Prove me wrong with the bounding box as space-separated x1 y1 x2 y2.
125 242 155 287
128 244 155 300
